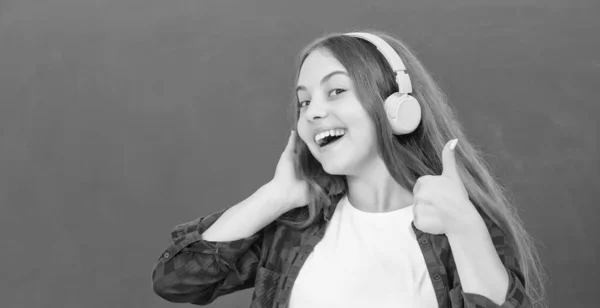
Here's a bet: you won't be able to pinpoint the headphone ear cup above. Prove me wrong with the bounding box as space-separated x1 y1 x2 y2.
384 93 422 135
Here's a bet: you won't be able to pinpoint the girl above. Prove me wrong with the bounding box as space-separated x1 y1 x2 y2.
151 30 546 308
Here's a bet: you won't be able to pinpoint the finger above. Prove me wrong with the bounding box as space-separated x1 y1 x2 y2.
285 130 297 154
412 175 430 195
412 200 434 230
412 178 421 195
413 181 423 197
441 139 460 180
285 129 299 155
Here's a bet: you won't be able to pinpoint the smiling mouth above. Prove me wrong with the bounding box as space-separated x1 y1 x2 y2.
318 134 344 148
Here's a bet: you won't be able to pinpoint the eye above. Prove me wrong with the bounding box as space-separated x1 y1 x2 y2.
298 100 310 108
329 88 346 97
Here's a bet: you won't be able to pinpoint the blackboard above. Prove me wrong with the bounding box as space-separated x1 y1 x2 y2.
1 1 598 307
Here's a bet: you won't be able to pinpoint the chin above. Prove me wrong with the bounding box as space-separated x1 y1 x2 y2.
321 160 349 176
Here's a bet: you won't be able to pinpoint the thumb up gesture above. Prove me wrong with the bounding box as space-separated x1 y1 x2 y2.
412 139 481 236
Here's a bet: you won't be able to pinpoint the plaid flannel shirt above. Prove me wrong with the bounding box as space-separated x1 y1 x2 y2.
151 195 530 308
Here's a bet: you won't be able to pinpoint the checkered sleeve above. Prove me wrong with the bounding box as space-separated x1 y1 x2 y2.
450 213 531 308
151 206 265 305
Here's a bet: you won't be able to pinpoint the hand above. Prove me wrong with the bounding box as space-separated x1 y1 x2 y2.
268 130 310 210
412 139 480 236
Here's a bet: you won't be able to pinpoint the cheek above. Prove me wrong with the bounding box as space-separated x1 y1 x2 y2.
351 127 375 148
361 120 379 149
296 121 318 154
296 120 309 143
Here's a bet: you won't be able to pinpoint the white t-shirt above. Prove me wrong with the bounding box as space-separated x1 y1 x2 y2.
288 194 438 308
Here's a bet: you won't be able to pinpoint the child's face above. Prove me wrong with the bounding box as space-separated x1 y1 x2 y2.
295 48 380 176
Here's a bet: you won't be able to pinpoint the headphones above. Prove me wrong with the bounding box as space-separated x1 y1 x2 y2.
344 32 422 135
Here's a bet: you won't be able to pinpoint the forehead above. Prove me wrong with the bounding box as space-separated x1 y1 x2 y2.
297 48 347 86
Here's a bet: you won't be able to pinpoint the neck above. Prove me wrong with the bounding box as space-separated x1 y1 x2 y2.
346 156 413 213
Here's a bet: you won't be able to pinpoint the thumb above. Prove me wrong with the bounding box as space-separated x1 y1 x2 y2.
441 139 460 180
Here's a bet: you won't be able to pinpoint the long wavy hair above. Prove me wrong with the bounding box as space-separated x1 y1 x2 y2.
275 29 546 306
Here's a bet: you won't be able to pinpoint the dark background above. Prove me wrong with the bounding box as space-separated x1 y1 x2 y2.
1 0 598 307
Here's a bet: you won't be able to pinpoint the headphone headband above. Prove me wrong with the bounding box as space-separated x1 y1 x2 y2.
344 32 406 72
344 32 412 94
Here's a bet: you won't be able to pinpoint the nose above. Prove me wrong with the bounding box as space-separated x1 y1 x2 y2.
304 98 328 121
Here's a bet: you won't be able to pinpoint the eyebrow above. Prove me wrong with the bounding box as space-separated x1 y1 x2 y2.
296 70 348 93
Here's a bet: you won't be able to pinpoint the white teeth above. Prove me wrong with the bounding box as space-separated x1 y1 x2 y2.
314 128 346 145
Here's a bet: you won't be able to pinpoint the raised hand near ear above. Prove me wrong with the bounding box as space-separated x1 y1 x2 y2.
412 139 481 236
269 130 311 211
